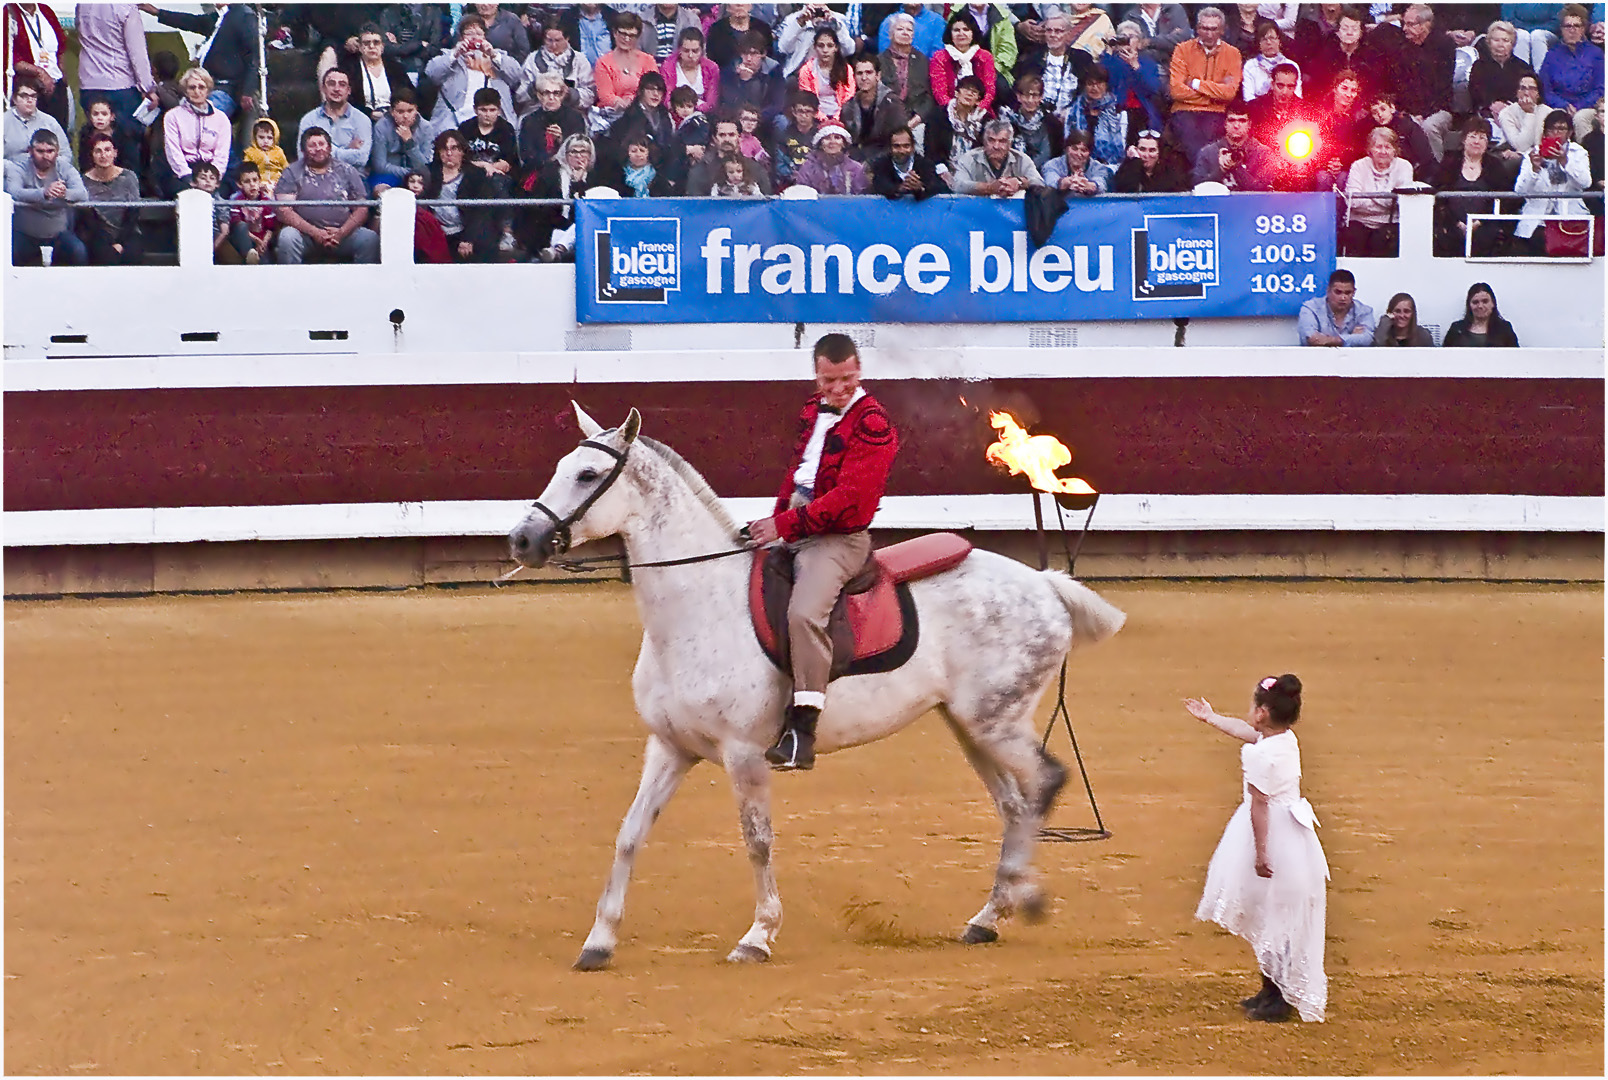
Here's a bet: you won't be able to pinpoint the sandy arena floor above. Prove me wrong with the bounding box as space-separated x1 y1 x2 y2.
5 579 1602 1075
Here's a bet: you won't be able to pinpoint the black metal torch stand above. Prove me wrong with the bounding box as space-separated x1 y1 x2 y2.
1033 488 1110 843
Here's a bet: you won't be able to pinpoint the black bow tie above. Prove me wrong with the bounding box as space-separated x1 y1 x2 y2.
819 403 842 415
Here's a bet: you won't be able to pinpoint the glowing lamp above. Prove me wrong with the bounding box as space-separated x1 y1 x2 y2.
1284 128 1315 160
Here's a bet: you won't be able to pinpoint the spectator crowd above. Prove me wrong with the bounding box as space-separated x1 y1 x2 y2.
2 2 1604 267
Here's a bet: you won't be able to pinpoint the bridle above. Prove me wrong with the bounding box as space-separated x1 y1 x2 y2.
522 434 757 573
526 437 631 558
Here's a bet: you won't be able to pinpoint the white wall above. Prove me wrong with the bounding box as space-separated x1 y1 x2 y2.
3 191 1602 361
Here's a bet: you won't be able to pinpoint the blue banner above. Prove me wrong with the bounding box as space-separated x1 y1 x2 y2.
574 193 1335 324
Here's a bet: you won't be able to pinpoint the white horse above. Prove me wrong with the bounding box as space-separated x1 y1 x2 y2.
509 404 1127 971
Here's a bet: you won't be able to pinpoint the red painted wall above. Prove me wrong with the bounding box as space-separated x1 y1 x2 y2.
5 378 1601 512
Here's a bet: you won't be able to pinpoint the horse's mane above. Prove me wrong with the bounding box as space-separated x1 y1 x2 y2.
635 434 743 538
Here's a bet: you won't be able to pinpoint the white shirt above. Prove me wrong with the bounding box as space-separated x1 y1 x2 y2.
361 60 393 111
792 388 864 490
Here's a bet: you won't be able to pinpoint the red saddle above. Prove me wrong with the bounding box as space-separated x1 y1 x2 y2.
749 532 973 680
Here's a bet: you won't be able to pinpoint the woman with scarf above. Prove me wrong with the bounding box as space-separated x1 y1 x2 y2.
930 12 998 112
609 131 671 197
1242 19 1301 101
160 66 231 197
1066 65 1126 167
523 132 606 262
1341 126 1414 256
925 73 991 172
795 26 853 124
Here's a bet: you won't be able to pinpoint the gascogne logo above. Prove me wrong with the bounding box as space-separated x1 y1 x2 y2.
595 217 681 304
1131 213 1220 301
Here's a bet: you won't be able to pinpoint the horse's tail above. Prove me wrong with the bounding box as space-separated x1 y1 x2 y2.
1043 571 1126 648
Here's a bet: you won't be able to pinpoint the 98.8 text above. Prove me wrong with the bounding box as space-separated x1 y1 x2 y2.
1253 214 1309 235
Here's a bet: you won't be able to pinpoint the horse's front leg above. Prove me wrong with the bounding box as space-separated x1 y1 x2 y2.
721 744 782 963
575 733 696 971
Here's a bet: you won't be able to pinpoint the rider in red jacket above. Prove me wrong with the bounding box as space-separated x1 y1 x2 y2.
746 334 899 770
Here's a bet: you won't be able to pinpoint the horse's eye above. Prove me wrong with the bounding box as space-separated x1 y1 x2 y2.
578 468 600 482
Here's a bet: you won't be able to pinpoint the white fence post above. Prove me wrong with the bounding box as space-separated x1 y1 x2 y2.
1 191 12 269
175 188 214 269
379 186 417 267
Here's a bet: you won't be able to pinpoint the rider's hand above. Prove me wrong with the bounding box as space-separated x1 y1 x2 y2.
747 517 781 545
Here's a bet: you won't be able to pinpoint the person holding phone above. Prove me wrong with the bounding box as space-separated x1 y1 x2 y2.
1514 108 1592 253
777 2 855 78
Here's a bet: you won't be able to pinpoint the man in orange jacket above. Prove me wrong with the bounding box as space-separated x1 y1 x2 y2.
1167 6 1242 166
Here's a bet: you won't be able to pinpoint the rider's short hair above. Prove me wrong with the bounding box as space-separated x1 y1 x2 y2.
813 333 859 366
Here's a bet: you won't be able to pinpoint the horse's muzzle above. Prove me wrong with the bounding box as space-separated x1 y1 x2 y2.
509 520 560 568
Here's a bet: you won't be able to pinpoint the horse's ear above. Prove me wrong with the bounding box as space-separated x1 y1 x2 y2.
620 408 641 445
573 401 604 438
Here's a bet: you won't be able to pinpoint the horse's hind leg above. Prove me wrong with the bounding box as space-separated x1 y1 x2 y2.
721 745 781 963
575 733 696 971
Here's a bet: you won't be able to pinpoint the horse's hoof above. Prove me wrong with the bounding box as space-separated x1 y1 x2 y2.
573 947 613 972
961 923 999 944
1021 890 1050 924
726 943 771 964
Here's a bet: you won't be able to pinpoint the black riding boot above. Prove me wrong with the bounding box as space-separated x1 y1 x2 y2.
765 704 819 771
1241 974 1276 1010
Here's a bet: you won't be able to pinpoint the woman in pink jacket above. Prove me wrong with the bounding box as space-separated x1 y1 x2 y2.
162 67 232 196
929 11 997 111
658 27 720 114
795 25 853 123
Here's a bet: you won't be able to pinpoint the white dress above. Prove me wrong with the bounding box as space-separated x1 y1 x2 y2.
1195 729 1329 1021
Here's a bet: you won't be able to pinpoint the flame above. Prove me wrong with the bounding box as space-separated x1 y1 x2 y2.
985 411 1096 495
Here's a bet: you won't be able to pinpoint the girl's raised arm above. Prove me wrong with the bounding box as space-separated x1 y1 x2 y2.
1183 697 1259 743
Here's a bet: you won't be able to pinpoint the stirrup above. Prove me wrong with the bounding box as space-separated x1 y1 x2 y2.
764 729 814 771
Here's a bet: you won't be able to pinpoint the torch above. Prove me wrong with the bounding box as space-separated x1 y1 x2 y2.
984 411 1100 575
983 410 1110 842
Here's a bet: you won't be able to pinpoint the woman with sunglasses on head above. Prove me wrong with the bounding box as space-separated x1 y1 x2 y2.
1111 128 1189 191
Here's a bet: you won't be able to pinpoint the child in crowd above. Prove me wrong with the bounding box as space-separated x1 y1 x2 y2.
663 84 709 191
457 86 520 252
712 154 763 196
78 99 119 172
1186 675 1328 1024
998 73 1063 170
774 89 820 186
227 161 277 265
190 161 241 265
405 169 452 263
736 102 771 171
244 118 288 190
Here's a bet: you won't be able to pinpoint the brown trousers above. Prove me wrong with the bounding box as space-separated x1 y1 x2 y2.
786 492 872 704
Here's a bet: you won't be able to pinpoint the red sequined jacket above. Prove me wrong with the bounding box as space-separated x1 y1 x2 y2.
771 392 899 542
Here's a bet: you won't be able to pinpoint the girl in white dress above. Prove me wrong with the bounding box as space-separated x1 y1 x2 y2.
1185 674 1328 1022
